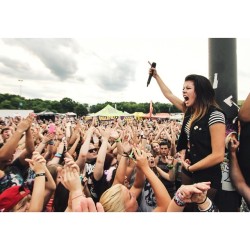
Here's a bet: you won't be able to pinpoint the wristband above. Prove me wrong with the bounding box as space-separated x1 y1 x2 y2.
48 140 54 145
196 196 207 205
198 199 215 212
55 153 62 158
35 173 46 178
115 138 121 143
72 194 84 201
168 164 174 170
173 190 186 207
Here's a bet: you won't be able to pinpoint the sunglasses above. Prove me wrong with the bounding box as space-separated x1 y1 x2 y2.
88 148 98 153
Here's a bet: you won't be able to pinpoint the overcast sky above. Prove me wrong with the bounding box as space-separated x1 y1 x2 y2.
1 0 249 248
0 37 249 106
1 1 250 107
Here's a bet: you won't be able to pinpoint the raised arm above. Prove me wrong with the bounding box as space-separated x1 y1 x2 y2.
18 118 36 166
93 127 111 181
75 126 95 172
0 115 32 169
133 148 171 212
25 152 47 212
150 67 184 112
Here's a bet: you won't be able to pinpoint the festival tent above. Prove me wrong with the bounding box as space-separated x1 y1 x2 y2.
133 112 146 118
66 112 77 117
0 109 34 118
36 110 56 122
91 104 132 121
169 113 184 121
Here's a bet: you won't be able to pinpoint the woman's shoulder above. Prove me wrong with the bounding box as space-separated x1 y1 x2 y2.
208 105 224 113
208 106 226 125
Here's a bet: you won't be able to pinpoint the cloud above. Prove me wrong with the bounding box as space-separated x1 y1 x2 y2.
93 57 137 92
2 38 79 80
0 56 31 72
0 55 56 81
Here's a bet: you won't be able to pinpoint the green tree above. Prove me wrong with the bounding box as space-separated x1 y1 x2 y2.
60 98 76 113
0 100 14 109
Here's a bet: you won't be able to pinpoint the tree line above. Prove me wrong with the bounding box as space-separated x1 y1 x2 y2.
0 93 180 116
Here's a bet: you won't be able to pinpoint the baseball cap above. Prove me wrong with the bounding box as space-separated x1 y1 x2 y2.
0 186 30 212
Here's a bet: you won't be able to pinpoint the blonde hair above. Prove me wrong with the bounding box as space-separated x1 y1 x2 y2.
99 184 126 212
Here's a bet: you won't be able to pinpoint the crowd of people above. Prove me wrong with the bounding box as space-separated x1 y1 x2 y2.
0 68 249 212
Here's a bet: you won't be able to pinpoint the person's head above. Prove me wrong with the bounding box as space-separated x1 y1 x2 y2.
159 140 170 156
0 186 31 212
0 127 11 141
47 163 62 185
148 131 155 141
183 74 220 125
160 130 167 140
151 141 160 154
87 143 99 159
147 152 155 167
52 182 69 212
99 184 138 212
183 74 216 108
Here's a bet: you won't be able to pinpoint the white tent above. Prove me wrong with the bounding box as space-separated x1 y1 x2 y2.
0 109 34 118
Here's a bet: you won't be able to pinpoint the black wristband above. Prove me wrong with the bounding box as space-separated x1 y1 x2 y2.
122 153 129 158
35 173 46 178
196 196 207 205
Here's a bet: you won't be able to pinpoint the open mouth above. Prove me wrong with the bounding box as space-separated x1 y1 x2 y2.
184 96 189 101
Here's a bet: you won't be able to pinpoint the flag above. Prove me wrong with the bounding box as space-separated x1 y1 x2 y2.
149 100 153 118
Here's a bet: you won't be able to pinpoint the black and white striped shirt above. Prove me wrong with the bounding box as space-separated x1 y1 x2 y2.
184 110 225 140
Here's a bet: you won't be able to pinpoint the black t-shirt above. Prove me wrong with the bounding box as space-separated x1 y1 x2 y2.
92 167 117 202
238 122 250 186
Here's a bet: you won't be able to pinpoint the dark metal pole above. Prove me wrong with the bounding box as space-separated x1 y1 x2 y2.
208 38 238 121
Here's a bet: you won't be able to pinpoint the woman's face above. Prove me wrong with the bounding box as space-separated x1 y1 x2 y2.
13 194 31 212
122 186 138 212
152 143 160 152
147 153 155 167
183 80 196 107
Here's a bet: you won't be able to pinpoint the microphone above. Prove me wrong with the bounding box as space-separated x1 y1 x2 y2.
147 62 156 87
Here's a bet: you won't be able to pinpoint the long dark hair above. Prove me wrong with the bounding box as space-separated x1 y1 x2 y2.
184 74 221 127
104 153 115 171
52 182 69 212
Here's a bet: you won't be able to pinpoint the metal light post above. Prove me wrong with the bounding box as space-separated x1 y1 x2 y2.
18 79 23 109
18 79 23 96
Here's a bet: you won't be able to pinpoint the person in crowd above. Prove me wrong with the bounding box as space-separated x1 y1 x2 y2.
229 93 250 212
99 147 171 212
229 137 250 211
216 129 241 212
0 127 12 145
149 67 226 210
138 151 174 212
151 140 161 157
154 140 176 198
237 93 250 189
0 151 52 212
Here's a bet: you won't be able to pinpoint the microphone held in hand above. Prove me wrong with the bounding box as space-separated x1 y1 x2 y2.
147 62 156 87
